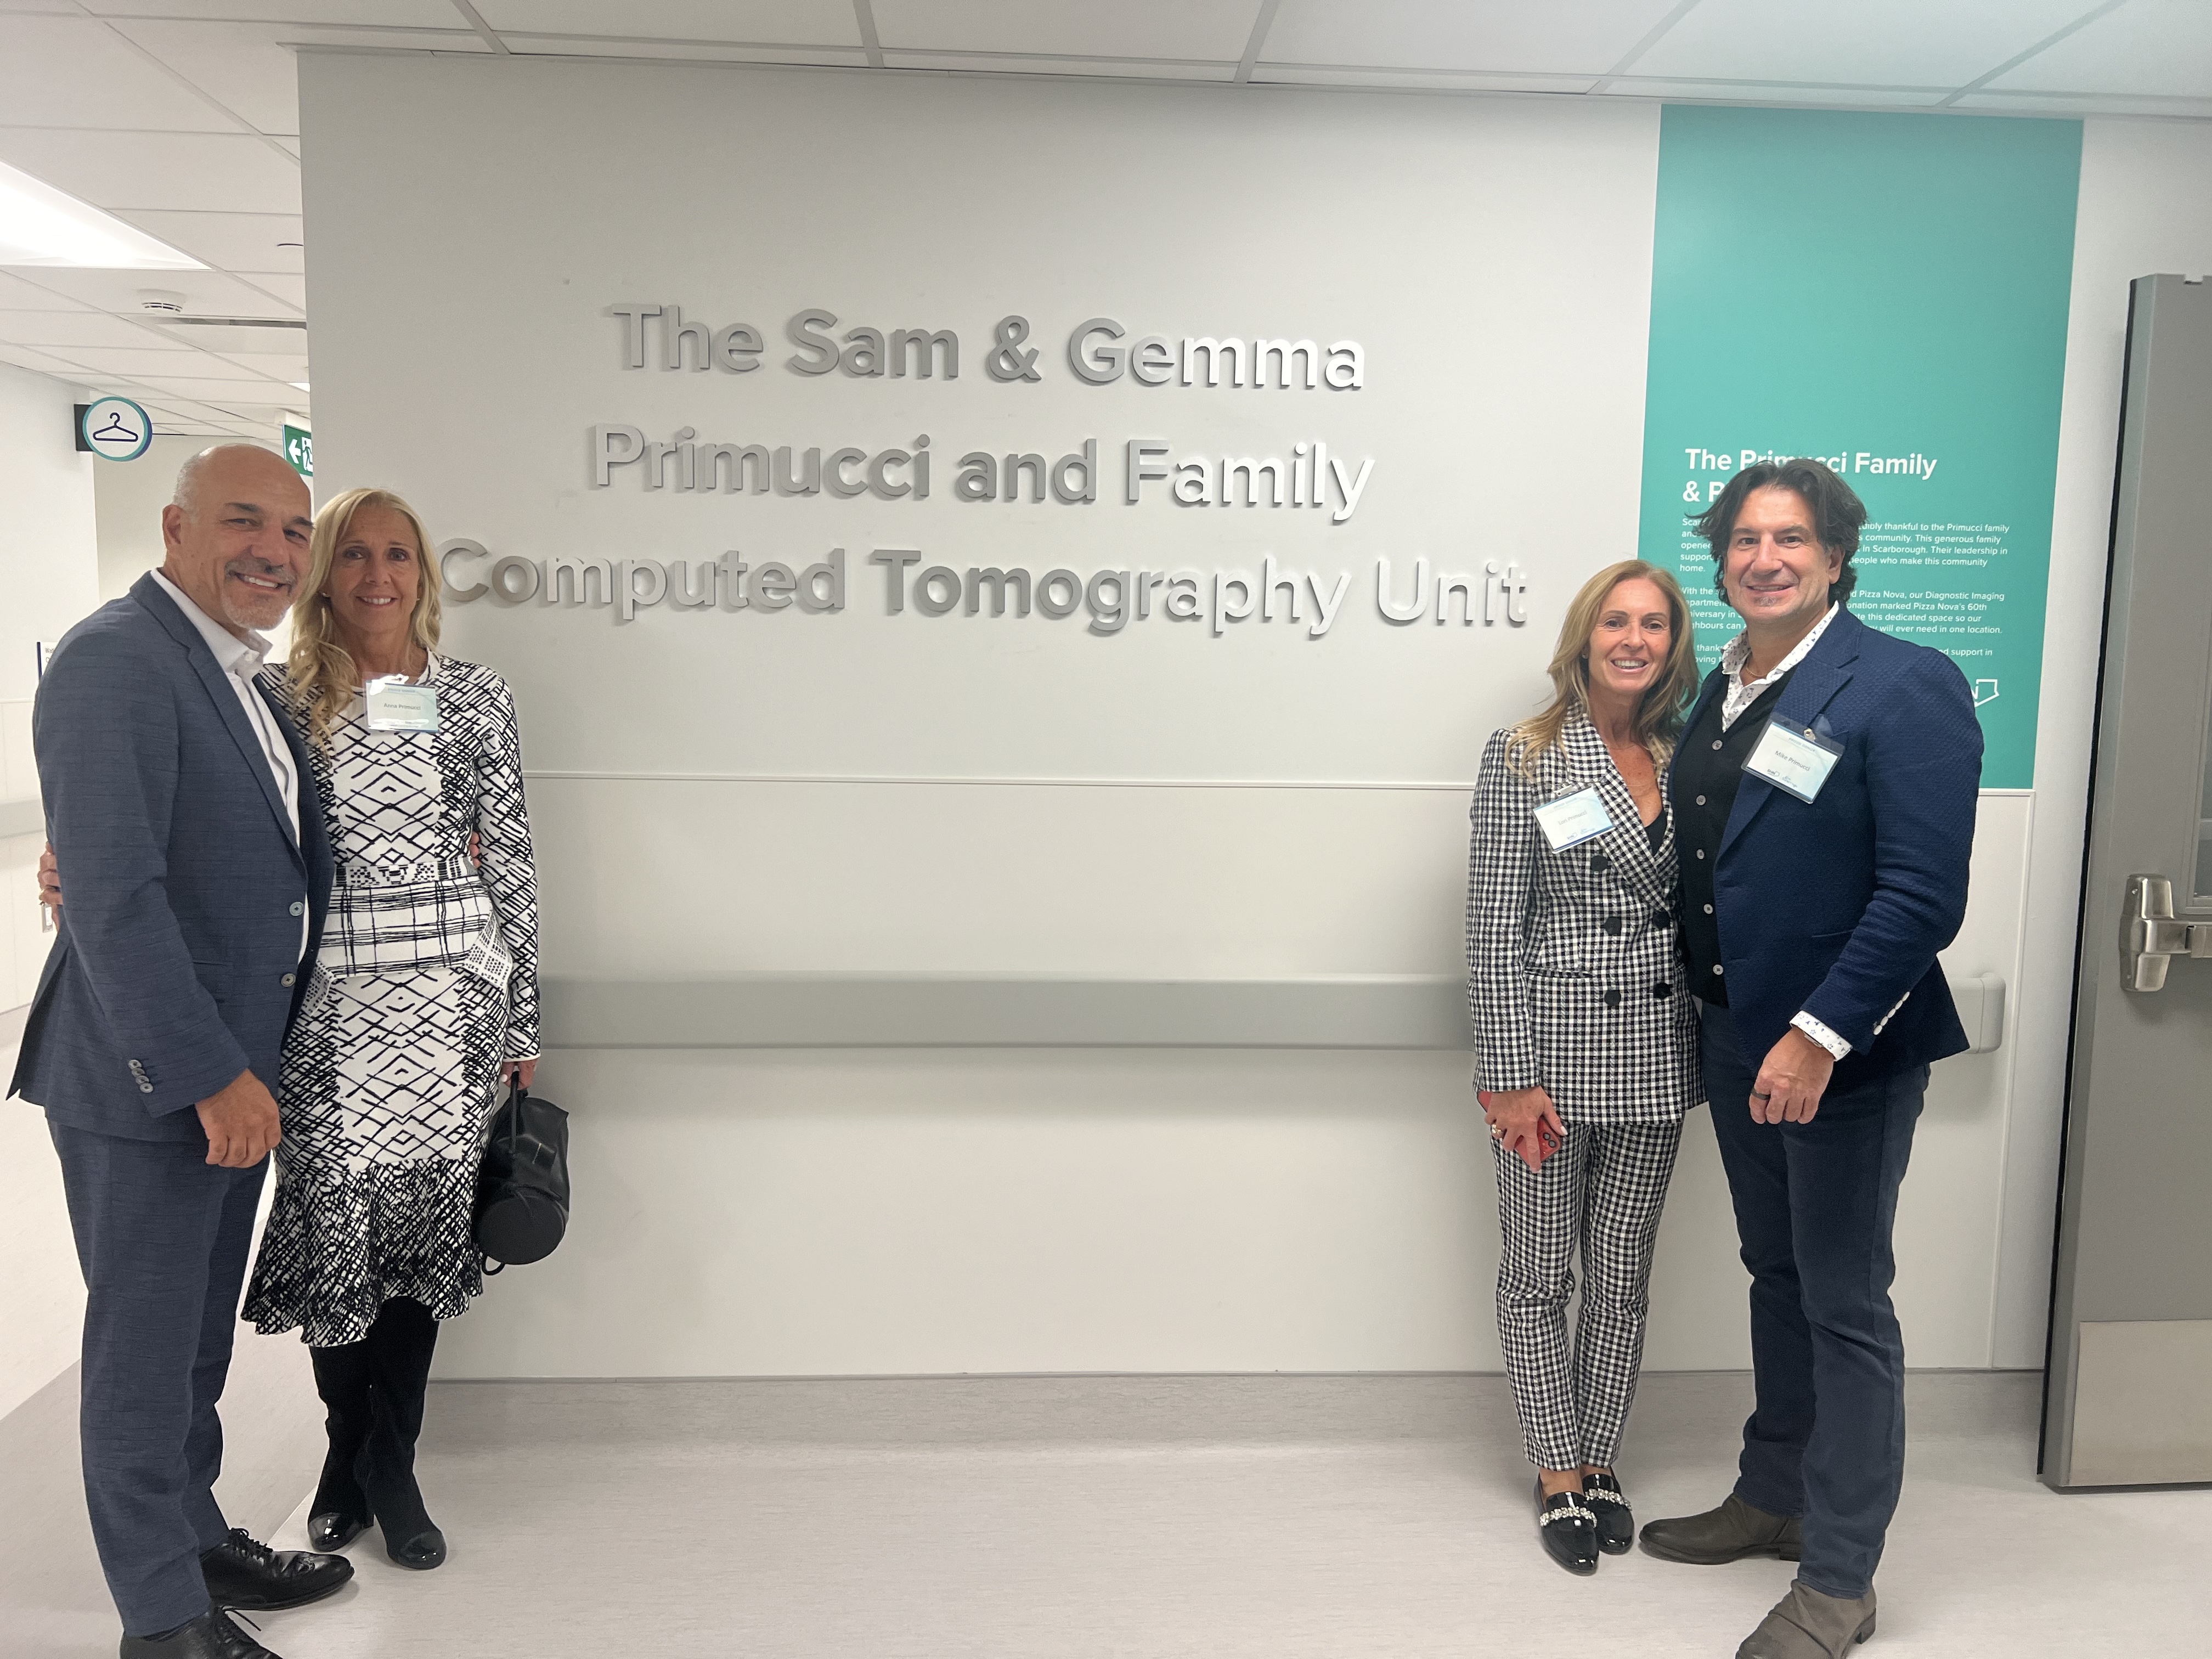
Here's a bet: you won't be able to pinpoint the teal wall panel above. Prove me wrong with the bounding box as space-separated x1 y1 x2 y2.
1638 106 2082 788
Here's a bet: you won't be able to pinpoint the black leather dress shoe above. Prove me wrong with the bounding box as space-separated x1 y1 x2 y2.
1534 1480 1600 1576
120 1608 281 1657
199 1530 352 1611
1582 1470 1634 1555
305 1510 366 1552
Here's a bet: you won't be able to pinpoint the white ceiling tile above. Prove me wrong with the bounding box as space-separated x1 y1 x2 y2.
270 138 301 157
48 344 276 379
113 211 304 275
502 37 867 64
879 50 1232 81
474 1 861 46
0 340 92 380
873 0 1256 61
0 270 91 310
233 272 306 309
80 2 459 22
0 129 301 215
0 308 186 349
1989 0 2212 98
0 14 244 130
1600 77 1953 108
15 265 302 317
1252 64 1600 93
109 19 303 136
1263 0 1681 76
141 396 252 422
1633 0 2094 90
215 350 308 380
125 374 300 402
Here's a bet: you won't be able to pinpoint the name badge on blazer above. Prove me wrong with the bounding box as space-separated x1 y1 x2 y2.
1743 718 1842 804
364 676 439 733
1533 786 1615 851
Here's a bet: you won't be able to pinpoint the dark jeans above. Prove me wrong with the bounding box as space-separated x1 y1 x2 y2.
1699 1001 1927 1601
49 1120 267 1637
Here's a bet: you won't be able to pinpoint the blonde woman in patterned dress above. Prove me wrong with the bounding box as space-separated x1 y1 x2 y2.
240 487 539 1572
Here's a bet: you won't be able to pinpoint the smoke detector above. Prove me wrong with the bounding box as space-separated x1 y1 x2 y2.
137 289 187 313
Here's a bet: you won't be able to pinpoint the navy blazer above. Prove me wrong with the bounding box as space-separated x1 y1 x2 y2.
1686 605 1981 1091
9 573 332 1142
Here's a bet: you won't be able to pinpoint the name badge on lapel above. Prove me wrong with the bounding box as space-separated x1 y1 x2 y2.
1533 786 1615 851
364 675 439 733
1743 718 1842 804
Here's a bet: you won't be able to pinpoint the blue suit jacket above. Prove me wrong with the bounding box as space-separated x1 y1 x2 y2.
1689 605 1982 1091
9 573 332 1142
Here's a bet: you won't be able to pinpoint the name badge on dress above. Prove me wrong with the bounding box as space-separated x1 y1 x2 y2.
364 676 438 733
1743 718 1842 804
1533 786 1615 851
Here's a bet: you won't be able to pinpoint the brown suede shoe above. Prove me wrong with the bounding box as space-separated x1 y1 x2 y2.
1736 1582 1878 1657
1638 1493 1803 1564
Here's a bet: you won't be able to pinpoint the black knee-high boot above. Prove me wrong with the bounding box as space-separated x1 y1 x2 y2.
307 1341 375 1550
357 1298 447 1570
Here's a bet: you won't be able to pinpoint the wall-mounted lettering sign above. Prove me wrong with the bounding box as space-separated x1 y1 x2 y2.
449 294 1529 643
443 540 1530 638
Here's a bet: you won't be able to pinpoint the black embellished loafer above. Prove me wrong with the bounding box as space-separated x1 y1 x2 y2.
1582 1470 1634 1555
1639 1493 1803 1565
1534 1479 1600 1576
199 1528 352 1611
120 1608 281 1657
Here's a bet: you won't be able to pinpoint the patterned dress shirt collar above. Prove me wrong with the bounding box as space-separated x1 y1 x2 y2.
1718 601 1840 732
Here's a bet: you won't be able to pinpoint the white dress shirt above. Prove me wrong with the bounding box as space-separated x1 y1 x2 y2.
1714 601 1861 1062
153 570 307 956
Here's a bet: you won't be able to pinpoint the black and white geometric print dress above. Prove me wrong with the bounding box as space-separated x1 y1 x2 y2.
244 654 540 1349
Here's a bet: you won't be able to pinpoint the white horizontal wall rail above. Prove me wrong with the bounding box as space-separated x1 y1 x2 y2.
542 971 2007 1052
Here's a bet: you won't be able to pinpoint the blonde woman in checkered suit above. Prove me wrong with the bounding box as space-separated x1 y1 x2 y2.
1466 558 1704 1577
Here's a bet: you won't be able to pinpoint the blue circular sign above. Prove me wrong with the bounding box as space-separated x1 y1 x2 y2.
80 396 151 461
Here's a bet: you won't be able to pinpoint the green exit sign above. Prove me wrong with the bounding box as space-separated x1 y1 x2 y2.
283 421 313 478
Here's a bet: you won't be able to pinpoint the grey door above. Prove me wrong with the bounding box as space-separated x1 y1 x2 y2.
2042 273 2212 1490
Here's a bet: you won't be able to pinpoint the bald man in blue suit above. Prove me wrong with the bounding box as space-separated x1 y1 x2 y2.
12 445 351 1658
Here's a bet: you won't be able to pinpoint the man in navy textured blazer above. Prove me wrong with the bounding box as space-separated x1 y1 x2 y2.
11 445 351 1658
1639 460 1980 1659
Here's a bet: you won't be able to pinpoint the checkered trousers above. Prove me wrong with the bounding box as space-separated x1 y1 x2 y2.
1493 1120 1683 1471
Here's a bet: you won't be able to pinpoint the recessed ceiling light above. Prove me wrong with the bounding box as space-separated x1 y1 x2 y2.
0 160 202 269
291 381 309 391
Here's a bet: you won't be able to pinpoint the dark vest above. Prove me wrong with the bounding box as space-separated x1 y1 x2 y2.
1671 672 1792 1006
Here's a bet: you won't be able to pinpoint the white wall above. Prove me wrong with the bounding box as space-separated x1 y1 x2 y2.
0 358 98 1417
297 52 2114 1380
93 432 202 603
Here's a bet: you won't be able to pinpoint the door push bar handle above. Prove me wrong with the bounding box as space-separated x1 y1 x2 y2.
2121 874 2212 992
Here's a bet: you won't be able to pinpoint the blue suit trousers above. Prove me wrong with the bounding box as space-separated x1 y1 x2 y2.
1700 1000 1926 1601
49 1120 266 1636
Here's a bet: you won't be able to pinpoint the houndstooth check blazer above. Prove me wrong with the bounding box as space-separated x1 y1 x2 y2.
1466 705 1703 1125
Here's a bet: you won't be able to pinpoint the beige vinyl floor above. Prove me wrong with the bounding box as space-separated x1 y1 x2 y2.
6 1370 2205 1658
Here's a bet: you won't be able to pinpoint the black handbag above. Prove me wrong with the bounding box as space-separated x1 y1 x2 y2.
473 1080 571 1272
